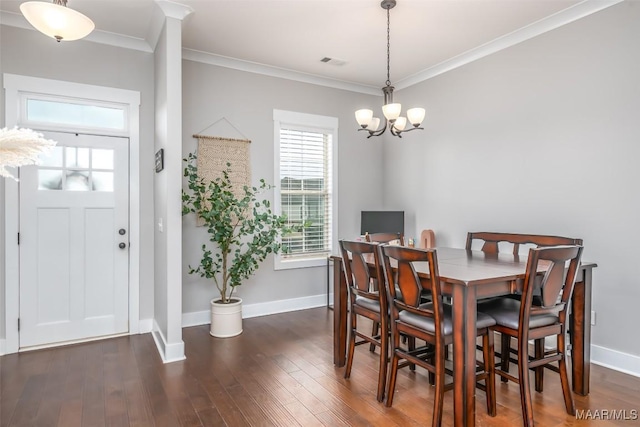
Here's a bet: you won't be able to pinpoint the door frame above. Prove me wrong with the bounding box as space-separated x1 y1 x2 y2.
3 73 141 354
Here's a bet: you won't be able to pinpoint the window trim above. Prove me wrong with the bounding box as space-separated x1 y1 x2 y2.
273 109 338 270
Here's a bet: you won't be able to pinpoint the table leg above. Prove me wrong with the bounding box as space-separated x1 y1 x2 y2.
571 266 592 395
333 258 347 367
452 284 477 427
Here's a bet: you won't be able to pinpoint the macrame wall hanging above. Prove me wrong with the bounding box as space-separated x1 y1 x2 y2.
192 133 252 226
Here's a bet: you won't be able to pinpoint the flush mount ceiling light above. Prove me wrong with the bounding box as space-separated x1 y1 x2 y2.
355 0 425 138
20 0 95 42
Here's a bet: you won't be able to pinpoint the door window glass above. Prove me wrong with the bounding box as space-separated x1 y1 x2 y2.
38 146 115 192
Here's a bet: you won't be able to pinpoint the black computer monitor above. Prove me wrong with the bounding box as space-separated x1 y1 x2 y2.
360 211 404 235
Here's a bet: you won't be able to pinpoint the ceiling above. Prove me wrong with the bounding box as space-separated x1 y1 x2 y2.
1 0 615 91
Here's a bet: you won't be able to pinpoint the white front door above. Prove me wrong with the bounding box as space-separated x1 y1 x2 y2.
19 131 130 348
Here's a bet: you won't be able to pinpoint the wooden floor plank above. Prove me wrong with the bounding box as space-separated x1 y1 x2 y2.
1 307 639 427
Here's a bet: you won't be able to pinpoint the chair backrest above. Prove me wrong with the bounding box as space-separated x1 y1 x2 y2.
522 245 583 324
380 245 445 335
366 232 404 246
466 232 583 255
340 240 385 305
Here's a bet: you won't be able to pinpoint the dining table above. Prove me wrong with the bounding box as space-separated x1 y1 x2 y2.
331 246 597 427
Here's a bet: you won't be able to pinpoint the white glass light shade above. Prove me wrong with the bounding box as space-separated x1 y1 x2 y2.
20 1 95 42
382 103 402 121
407 107 426 126
355 109 373 128
393 117 407 131
369 117 381 132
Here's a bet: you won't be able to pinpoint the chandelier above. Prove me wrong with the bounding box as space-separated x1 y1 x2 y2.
355 0 425 138
20 0 95 42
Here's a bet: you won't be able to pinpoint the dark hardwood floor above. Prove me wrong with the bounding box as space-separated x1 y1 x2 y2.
1 307 639 426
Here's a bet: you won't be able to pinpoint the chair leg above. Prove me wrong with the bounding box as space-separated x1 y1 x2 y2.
483 332 497 416
558 332 576 415
500 334 511 383
376 319 388 402
432 342 446 426
534 338 545 392
518 335 535 427
344 312 357 379
385 347 400 407
370 321 379 352
408 336 416 371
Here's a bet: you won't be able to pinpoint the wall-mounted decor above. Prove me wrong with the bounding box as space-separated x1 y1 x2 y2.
192 135 251 226
155 148 164 173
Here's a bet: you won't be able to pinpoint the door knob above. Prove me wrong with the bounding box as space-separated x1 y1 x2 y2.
119 242 126 249
119 228 126 235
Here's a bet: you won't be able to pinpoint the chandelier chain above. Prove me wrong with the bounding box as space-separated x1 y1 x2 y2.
386 7 391 86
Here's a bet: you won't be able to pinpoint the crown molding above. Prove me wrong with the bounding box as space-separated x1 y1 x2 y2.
395 0 623 90
0 10 152 52
2 0 622 92
182 48 381 96
155 0 194 21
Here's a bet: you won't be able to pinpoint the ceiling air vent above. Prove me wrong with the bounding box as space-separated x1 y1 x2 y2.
320 57 347 66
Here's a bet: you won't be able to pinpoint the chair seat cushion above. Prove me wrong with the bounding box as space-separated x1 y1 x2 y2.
398 303 496 335
478 297 558 330
355 295 381 313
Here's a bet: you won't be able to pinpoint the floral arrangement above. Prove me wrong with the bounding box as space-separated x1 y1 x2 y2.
0 127 57 180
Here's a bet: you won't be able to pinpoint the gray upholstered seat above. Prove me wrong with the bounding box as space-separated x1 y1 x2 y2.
478 298 558 330
400 303 496 335
355 295 381 313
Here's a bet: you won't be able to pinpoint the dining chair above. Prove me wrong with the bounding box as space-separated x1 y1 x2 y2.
379 245 496 424
466 232 583 390
478 245 583 427
465 232 582 256
339 239 389 402
364 231 405 351
365 232 405 246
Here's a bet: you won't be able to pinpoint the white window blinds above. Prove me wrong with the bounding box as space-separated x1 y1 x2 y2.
279 127 333 259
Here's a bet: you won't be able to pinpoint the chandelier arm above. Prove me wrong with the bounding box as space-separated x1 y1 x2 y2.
395 126 424 136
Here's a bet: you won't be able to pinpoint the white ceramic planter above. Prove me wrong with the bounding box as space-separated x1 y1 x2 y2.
210 298 243 338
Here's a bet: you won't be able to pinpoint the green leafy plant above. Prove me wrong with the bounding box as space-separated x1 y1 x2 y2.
182 153 290 303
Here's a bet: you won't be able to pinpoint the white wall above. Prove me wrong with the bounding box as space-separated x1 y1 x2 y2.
181 60 383 315
0 25 157 340
388 1 640 360
152 13 186 362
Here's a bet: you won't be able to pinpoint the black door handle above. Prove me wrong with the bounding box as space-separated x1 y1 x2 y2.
119 242 126 249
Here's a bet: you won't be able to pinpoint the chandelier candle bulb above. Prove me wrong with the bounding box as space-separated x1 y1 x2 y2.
382 103 402 121
355 109 374 128
393 117 407 131
370 117 381 132
407 108 426 127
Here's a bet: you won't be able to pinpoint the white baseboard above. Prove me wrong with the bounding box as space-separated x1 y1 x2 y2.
0 339 5 356
151 320 186 364
182 293 328 328
138 318 153 333
591 344 640 378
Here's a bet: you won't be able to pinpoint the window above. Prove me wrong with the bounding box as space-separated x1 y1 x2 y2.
37 146 115 191
21 94 128 133
274 110 338 270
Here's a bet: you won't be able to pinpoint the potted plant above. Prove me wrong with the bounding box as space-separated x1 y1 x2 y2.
182 153 289 337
